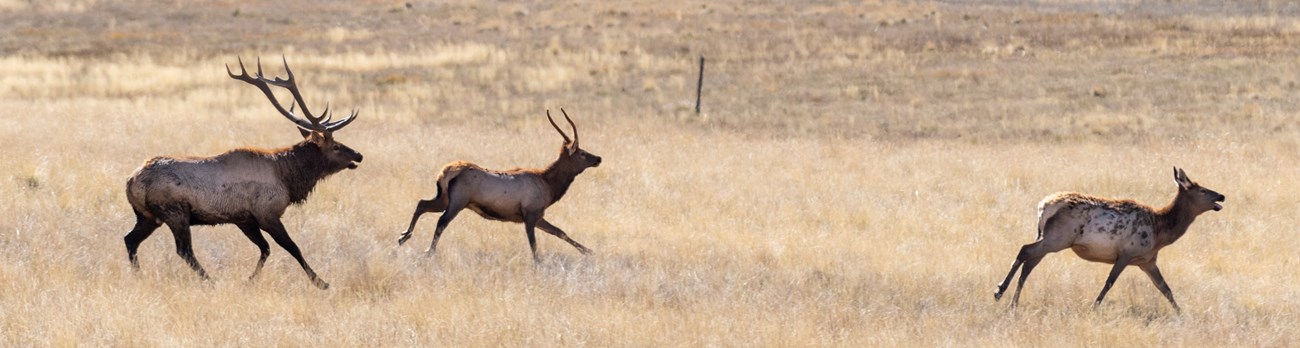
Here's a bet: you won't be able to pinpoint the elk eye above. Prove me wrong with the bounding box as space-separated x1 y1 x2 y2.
332 144 341 151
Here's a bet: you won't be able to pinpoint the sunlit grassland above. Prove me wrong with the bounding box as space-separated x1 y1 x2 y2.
2 0 1299 346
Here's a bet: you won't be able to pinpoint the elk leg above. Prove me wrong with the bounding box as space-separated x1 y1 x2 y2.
524 216 540 263
1003 215 1073 306
164 219 208 280
427 198 468 257
1000 241 1050 303
1139 262 1181 313
260 219 328 290
995 259 1023 301
398 199 439 245
1009 255 1043 309
536 218 592 255
124 214 162 269
1093 255 1133 308
236 222 270 281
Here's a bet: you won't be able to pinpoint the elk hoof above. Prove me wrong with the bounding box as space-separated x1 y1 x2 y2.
313 279 330 290
397 232 412 245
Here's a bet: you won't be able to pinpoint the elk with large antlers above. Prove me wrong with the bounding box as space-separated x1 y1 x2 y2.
993 167 1225 311
398 109 601 262
123 57 362 289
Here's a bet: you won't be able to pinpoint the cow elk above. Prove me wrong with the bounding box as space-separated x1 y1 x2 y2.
993 167 1225 312
398 109 601 263
123 57 362 289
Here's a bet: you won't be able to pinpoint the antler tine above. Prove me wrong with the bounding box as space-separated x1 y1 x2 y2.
281 56 295 82
560 108 578 149
256 56 264 77
225 56 247 79
546 109 572 144
227 56 319 131
322 109 359 132
319 102 333 124
263 56 322 125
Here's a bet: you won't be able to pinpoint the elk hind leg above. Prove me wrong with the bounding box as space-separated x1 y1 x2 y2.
999 214 1073 306
1009 253 1045 308
1006 237 1075 307
426 195 469 257
536 218 592 255
236 222 270 281
996 242 1050 301
398 199 440 245
124 212 162 269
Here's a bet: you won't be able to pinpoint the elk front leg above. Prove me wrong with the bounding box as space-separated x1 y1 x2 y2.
163 218 208 280
260 218 328 290
536 218 592 255
236 222 270 281
524 213 541 263
1139 261 1181 313
1094 255 1133 308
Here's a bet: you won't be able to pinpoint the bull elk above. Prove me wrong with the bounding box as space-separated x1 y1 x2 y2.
123 57 362 289
397 109 601 262
993 167 1225 311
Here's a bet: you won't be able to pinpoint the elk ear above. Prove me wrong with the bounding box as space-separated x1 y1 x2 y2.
566 144 577 156
299 127 312 139
1173 166 1192 189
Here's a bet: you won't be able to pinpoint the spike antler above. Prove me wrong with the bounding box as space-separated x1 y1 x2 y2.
546 109 572 144
226 56 357 133
560 108 578 150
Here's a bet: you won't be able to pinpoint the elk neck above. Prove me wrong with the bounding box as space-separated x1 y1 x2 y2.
273 141 334 204
540 156 584 204
1153 188 1199 248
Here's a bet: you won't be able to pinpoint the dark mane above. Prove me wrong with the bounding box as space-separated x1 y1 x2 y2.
273 141 334 204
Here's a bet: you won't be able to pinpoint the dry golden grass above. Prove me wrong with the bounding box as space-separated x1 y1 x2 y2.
2 0 1299 346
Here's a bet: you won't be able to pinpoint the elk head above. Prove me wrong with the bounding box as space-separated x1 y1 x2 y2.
227 57 363 173
1173 167 1225 213
547 108 601 173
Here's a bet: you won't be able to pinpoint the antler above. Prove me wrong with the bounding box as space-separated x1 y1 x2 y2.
560 108 578 149
226 56 357 133
546 109 572 144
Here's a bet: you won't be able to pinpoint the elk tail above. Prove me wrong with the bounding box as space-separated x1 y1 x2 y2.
1035 197 1067 241
124 174 155 221
429 163 469 212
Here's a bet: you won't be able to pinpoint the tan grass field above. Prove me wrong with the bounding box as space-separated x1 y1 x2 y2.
2 0 1299 346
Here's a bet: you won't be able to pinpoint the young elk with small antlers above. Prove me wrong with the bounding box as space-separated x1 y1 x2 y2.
993 167 1225 312
398 109 601 262
123 57 362 289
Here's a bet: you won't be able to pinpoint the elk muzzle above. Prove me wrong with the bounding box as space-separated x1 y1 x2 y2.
348 153 363 170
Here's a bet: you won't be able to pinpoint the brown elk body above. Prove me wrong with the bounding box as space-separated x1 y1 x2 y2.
123 58 361 289
993 167 1225 311
397 109 601 262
